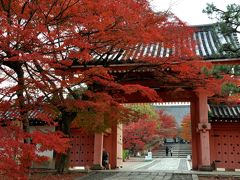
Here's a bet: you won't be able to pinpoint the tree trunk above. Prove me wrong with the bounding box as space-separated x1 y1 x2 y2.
12 64 33 177
56 111 76 174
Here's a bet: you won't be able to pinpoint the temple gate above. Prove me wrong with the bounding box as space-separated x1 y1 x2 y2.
69 24 240 171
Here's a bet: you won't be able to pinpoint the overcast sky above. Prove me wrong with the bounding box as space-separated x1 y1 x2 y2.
150 0 240 25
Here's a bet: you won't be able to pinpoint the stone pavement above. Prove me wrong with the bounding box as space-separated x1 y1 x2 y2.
76 158 194 180
119 158 189 171
76 170 240 180
76 171 194 180
75 157 240 180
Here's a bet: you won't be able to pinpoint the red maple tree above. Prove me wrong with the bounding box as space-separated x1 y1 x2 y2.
123 115 159 155
123 108 177 154
0 0 182 177
157 110 177 138
180 114 191 142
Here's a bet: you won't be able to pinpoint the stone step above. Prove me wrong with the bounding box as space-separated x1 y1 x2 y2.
156 152 191 154
153 153 190 155
153 152 192 155
153 144 192 159
159 150 191 152
152 156 189 158
153 154 191 158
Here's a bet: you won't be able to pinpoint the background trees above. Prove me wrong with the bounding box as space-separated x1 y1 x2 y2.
157 110 177 138
179 114 191 142
123 104 159 155
203 3 239 40
203 3 240 103
123 115 159 155
203 2 239 56
123 105 177 155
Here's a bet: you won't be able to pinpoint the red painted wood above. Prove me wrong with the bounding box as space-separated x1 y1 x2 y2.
211 124 240 170
69 129 94 167
190 99 199 170
93 133 104 166
104 125 118 169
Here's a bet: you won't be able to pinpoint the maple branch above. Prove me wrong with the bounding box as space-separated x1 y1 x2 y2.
0 65 18 82
33 62 58 89
24 63 52 102
0 90 17 102
45 0 59 20
0 0 6 11
22 9 37 30
51 0 72 21
66 87 79 100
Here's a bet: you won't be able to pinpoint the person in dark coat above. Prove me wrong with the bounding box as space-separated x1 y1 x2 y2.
102 149 109 169
169 146 173 157
165 146 169 156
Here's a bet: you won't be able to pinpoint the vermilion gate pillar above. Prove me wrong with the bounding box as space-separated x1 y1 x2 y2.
93 133 104 169
191 92 212 170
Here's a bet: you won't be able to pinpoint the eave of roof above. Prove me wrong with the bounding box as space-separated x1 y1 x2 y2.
209 104 240 122
76 24 240 66
208 57 240 64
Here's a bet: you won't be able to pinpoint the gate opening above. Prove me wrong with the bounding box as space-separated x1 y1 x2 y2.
122 102 192 171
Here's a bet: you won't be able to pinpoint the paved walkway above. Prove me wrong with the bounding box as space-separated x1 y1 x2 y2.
119 158 189 171
75 158 240 180
76 158 193 180
77 172 194 180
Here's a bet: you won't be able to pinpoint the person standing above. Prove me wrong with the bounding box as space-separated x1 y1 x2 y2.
169 146 173 157
165 146 169 156
102 149 109 169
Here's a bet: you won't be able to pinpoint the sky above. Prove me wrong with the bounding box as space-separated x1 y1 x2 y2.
150 0 240 25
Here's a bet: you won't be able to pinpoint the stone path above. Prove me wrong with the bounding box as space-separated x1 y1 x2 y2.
76 158 193 180
76 172 193 180
147 158 182 171
120 158 189 171
74 157 240 180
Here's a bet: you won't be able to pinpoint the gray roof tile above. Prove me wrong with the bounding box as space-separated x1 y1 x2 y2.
0 108 57 126
87 24 240 65
209 104 240 122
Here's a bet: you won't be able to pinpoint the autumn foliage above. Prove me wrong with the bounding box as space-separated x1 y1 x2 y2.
0 0 187 178
0 0 236 179
157 110 177 138
0 125 69 179
180 114 191 142
123 115 159 154
123 106 177 154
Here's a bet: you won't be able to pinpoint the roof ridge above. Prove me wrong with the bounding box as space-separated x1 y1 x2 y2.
190 23 217 28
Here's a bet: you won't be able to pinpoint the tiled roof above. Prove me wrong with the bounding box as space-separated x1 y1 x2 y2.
0 108 57 126
209 104 240 122
88 24 240 65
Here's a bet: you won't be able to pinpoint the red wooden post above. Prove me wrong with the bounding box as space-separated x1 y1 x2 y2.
197 92 212 171
110 125 118 168
190 99 199 170
93 133 103 169
116 124 123 167
103 124 123 169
